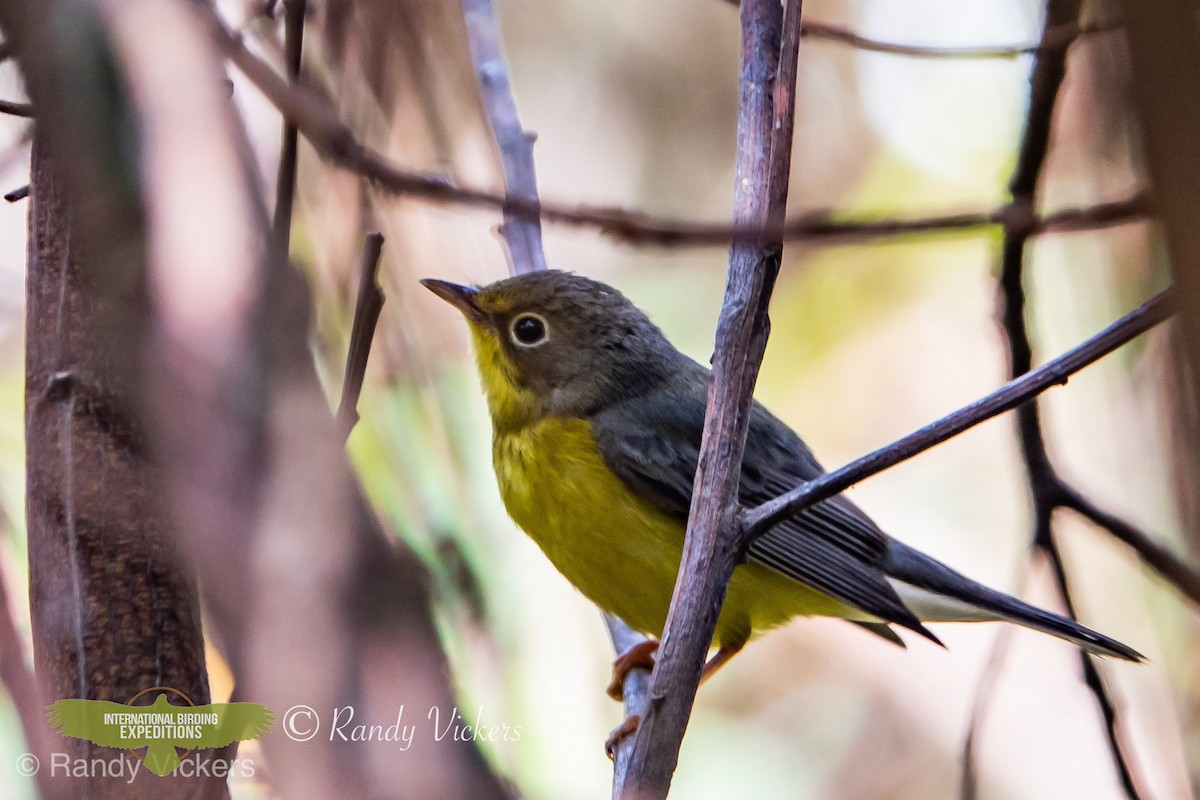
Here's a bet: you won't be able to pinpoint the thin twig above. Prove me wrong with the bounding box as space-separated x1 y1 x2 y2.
619 1 804 796
604 613 652 794
461 0 547 273
800 18 1119 60
0 99 32 117
271 0 306 253
4 183 28 202
336 232 385 436
1038 527 1142 797
742 290 1175 539
1059 484 1200 606
210 14 1151 249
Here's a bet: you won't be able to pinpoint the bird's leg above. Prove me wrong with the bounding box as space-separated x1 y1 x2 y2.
699 642 743 686
604 641 745 757
606 638 659 701
605 714 641 759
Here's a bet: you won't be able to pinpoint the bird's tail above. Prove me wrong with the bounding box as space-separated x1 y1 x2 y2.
883 540 1143 662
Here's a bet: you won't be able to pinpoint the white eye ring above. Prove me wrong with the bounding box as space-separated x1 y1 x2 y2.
509 313 550 348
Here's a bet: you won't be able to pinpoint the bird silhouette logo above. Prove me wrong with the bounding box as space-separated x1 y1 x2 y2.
47 687 274 776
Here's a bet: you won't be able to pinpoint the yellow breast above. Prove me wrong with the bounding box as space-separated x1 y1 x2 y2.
494 417 682 638
492 416 853 648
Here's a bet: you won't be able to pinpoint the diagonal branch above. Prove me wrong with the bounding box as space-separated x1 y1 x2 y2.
742 290 1175 540
800 18 1119 60
0 98 32 117
211 14 1150 249
1059 484 1200 606
336 232 385 436
617 1 804 796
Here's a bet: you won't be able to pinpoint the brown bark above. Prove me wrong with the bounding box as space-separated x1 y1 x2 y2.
25 134 228 799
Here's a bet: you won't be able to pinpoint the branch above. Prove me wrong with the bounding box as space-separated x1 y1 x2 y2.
271 0 306 252
1059 484 1200 606
336 231 385 435
0 98 32 117
800 18 1119 60
4 183 28 202
965 2 1143 796
455 0 658 777
604 613 652 792
212 16 1150 249
742 290 1175 540
461 0 547 273
1037 529 1141 797
5 0 515 794
618 1 804 795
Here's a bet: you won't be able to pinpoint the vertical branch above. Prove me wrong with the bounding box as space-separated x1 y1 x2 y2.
605 613 653 793
272 0 306 252
460 0 548 273
617 1 804 796
962 2 1142 797
456 0 659 779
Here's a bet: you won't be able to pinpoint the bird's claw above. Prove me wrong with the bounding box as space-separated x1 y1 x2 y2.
605 714 641 760
606 639 659 701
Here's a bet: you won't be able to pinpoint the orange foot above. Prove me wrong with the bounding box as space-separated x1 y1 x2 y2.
606 639 659 701
605 714 641 760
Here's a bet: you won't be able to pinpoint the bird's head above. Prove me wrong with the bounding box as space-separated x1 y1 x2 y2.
422 270 679 430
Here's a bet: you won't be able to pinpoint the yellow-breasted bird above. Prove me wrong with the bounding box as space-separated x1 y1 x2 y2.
422 270 1142 698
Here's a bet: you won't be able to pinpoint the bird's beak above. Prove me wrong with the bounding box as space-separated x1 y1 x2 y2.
420 279 486 323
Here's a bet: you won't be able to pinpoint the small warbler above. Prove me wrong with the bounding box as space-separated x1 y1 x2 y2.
423 270 1142 693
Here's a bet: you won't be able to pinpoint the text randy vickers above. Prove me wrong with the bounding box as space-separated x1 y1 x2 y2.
328 706 522 750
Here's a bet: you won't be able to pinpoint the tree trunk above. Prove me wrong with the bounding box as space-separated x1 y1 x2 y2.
25 133 229 799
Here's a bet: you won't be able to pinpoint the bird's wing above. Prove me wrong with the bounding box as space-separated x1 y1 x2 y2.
196 703 275 749
47 699 152 748
591 388 936 642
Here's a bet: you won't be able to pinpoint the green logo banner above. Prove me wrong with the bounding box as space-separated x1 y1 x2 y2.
47 688 274 777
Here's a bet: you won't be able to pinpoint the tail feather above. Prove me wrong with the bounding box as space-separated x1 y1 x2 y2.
884 540 1144 662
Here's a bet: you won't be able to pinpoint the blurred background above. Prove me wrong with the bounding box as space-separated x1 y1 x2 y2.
0 0 1194 798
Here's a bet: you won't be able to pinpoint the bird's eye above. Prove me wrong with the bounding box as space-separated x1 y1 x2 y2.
510 313 548 347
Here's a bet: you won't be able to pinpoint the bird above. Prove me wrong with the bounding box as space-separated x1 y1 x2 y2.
422 269 1142 708
48 692 274 776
